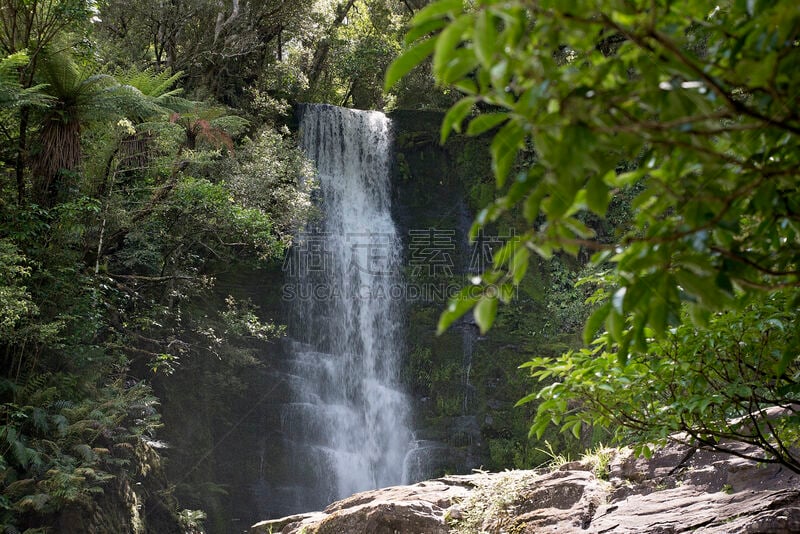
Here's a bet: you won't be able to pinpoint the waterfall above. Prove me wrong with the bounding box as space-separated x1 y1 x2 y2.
279 104 411 510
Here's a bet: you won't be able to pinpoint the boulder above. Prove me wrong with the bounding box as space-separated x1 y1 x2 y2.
252 441 800 533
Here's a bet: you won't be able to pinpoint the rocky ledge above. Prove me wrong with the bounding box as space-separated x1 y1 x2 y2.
252 441 800 533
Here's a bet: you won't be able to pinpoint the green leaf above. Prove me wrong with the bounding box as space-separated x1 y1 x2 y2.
586 173 611 215
499 283 515 303
648 298 668 337
511 246 530 284
441 97 476 143
474 9 498 68
523 183 546 222
515 391 538 407
491 120 526 187
530 415 551 439
606 308 624 342
454 78 478 94
432 14 473 80
563 217 596 239
404 18 448 45
562 419 582 439
474 296 498 334
437 288 480 334
675 270 727 310
385 38 437 91
411 0 463 25
775 349 796 378
612 287 626 315
466 112 509 136
440 48 479 84
607 168 646 187
492 237 521 267
584 301 611 345
529 241 553 259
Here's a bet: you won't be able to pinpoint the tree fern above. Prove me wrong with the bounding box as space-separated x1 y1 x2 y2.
113 66 192 115
0 52 51 110
31 50 175 205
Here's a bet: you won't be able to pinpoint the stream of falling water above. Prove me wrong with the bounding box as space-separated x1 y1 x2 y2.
280 104 412 509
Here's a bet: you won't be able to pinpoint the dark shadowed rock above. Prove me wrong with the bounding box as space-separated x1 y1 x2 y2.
252 441 800 533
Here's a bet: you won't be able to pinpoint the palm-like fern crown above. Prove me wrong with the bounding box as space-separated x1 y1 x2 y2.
113 66 195 118
36 51 182 125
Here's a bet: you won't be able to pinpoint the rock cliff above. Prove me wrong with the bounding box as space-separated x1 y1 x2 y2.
252 441 799 533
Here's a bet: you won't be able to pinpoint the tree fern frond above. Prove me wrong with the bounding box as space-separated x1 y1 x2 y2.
114 66 184 98
23 373 50 397
0 51 29 74
155 93 196 113
14 492 51 512
0 52 46 109
209 115 250 137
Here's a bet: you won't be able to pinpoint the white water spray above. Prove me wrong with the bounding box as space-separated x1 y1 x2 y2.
281 104 411 507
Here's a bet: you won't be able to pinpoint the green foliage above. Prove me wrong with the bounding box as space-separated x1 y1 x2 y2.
0 2 315 530
0 0 97 60
1 375 162 529
391 0 800 469
113 66 186 104
30 50 180 205
95 0 320 105
224 127 316 241
306 0 403 109
391 0 800 336
0 52 51 110
0 239 38 340
220 296 285 342
178 508 207 532
524 290 800 470
445 470 541 534
580 444 614 480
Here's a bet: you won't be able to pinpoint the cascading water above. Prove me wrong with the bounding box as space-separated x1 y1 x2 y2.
279 104 411 511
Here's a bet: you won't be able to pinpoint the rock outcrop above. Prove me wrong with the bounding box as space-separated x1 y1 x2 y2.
252 441 800 533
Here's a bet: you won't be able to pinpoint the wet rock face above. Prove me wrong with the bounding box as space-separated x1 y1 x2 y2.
252 441 800 534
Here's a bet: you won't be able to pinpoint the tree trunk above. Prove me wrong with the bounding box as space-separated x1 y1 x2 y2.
306 0 357 94
15 106 28 205
32 114 82 207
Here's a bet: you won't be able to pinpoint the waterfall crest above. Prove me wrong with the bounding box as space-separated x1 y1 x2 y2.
281 104 411 509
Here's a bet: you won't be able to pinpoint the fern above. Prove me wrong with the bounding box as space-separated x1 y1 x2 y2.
72 443 96 463
30 408 49 434
50 414 68 435
113 66 185 99
1 425 37 470
15 493 52 513
21 374 49 398
0 52 52 109
0 361 166 529
3 480 36 500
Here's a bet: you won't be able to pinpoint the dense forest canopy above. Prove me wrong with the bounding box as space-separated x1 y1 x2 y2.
0 0 439 530
0 0 798 531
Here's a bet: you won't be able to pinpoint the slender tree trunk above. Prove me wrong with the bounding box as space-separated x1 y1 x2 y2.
15 106 28 205
306 0 357 94
155 25 165 67
213 0 240 44
277 25 283 60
